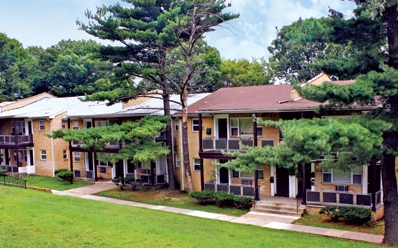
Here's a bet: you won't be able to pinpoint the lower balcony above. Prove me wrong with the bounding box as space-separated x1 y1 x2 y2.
306 189 382 208
204 181 255 197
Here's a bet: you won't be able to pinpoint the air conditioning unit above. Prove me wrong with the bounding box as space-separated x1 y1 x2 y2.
336 185 349 192
242 179 252 186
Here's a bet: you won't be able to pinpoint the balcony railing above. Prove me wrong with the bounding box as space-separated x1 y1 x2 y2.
306 189 374 208
204 181 254 197
0 135 32 145
71 141 121 149
202 138 279 150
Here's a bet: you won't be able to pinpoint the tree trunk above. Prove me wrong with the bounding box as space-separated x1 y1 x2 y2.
383 7 398 246
182 90 194 192
161 78 176 190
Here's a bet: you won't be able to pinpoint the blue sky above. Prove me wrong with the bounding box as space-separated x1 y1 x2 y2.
0 0 356 60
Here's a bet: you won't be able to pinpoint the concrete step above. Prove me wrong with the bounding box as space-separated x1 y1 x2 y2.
251 200 305 217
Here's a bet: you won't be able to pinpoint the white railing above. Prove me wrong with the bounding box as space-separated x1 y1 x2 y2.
0 135 32 144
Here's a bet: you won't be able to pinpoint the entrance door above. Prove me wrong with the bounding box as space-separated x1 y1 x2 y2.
217 119 228 139
115 160 123 178
219 167 229 184
276 166 289 197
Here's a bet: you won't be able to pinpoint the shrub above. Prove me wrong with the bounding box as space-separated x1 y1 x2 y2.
190 190 215 205
55 169 74 184
319 206 372 224
233 195 253 209
214 191 235 207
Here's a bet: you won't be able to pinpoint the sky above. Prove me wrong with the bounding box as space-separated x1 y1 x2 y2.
0 0 356 60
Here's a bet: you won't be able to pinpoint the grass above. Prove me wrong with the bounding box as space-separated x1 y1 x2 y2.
293 214 385 235
0 187 381 248
96 188 249 216
24 175 93 190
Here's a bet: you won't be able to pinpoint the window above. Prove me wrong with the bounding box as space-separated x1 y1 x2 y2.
95 120 108 127
73 152 80 162
175 119 179 131
175 155 180 168
63 150 68 160
322 166 362 185
12 121 25 134
230 118 262 136
39 120 45 130
40 150 47 160
72 121 78 130
61 121 66 130
99 167 106 173
232 169 264 179
127 161 135 173
193 158 201 171
192 119 200 132
19 150 27 162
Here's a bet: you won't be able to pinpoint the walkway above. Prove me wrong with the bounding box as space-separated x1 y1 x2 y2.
52 182 384 245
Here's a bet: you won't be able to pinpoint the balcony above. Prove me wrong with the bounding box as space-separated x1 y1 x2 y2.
204 181 255 197
202 138 279 151
306 189 383 208
0 135 33 145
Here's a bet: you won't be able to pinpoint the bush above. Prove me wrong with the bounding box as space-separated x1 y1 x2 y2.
55 169 73 184
190 190 215 205
233 195 253 209
319 206 372 224
214 191 235 207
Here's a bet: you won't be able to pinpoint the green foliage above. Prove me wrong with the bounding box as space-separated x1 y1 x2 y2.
233 195 253 209
320 206 372 224
50 115 170 164
220 58 271 87
189 190 215 204
54 169 73 184
0 169 7 175
190 190 252 209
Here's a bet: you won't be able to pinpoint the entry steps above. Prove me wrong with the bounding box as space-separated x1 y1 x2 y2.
251 200 306 217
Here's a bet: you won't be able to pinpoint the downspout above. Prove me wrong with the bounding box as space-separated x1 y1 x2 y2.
50 119 55 177
179 118 184 191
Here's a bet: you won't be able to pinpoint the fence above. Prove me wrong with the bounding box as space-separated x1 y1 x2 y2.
0 174 26 189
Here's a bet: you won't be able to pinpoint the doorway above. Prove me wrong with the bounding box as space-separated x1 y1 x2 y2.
217 119 228 139
276 166 289 197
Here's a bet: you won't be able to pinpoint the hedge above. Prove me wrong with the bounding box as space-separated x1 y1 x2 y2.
319 206 372 224
190 190 253 209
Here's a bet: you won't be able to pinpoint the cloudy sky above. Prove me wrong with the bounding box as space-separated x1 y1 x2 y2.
0 0 356 60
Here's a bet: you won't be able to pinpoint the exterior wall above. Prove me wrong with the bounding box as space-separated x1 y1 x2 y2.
313 163 363 193
33 118 57 177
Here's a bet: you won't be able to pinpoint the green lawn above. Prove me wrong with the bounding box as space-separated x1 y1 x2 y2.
96 188 249 216
25 175 93 190
0 187 380 248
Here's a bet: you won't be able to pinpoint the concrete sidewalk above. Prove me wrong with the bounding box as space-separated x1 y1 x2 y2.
52 182 384 245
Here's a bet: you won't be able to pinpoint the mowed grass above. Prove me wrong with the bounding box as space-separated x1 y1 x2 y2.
96 188 249 216
25 175 93 190
0 187 380 248
293 214 385 235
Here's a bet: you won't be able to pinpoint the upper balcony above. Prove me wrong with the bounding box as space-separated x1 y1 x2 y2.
202 137 280 151
0 134 33 147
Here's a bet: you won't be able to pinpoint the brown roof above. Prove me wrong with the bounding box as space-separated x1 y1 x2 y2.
188 84 321 114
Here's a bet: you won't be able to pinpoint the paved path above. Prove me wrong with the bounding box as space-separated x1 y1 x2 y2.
52 182 384 245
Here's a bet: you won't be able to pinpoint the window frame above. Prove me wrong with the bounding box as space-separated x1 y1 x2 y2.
40 150 47 160
193 158 201 171
61 121 66 130
322 167 362 185
39 120 45 131
232 169 264 179
12 121 26 134
73 152 81 162
72 121 79 130
175 119 179 131
230 118 262 137
192 119 200 132
175 155 180 168
63 150 68 160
